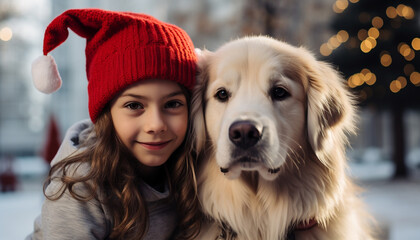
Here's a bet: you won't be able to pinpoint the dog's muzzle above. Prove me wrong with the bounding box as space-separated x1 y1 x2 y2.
229 120 262 149
220 120 280 177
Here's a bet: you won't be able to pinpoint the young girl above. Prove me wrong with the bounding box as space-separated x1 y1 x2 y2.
27 9 201 240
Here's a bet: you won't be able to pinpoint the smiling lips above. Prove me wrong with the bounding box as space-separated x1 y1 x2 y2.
137 140 171 150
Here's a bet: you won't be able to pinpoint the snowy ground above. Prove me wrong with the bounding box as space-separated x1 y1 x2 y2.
0 158 419 240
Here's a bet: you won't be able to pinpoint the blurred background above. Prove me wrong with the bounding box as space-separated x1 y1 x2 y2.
0 0 419 239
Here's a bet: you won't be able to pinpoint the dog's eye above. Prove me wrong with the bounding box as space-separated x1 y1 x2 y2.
215 88 230 102
270 87 290 101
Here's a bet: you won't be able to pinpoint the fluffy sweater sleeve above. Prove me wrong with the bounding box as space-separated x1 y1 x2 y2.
26 119 177 240
27 119 113 240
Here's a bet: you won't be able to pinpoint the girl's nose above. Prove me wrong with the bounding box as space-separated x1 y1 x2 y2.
143 107 167 134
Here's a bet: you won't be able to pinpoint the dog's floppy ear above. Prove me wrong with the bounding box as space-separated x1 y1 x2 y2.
190 49 212 154
305 59 356 164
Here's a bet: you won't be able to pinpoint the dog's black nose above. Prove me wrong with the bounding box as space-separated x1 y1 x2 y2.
229 120 261 149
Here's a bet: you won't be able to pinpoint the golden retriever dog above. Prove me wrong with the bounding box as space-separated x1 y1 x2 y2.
191 36 375 240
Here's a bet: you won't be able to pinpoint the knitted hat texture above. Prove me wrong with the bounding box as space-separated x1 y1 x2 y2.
31 8 196 122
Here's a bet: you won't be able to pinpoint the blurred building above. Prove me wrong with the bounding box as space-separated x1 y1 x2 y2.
0 0 336 158
3 0 419 177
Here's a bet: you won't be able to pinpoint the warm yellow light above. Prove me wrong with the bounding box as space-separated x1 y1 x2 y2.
380 53 392 67
333 4 344 13
372 16 384 29
349 0 359 3
348 76 357 88
405 50 415 61
396 76 407 89
368 27 380 39
402 6 415 19
398 43 411 57
410 72 420 86
336 0 349 10
320 43 333 56
396 4 414 19
336 30 349 43
361 68 370 75
333 0 349 13
366 37 377 48
360 40 372 53
352 74 364 86
365 72 377 85
357 29 368 41
328 36 341 49
0 27 13 41
386 6 397 19
390 80 402 93
412 38 420 51
396 4 405 16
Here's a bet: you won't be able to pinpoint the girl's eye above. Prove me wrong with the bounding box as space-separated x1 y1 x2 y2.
125 102 143 110
214 88 230 102
270 87 290 101
165 100 183 109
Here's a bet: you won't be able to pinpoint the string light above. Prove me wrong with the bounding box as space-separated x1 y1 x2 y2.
368 27 380 39
386 6 397 19
333 0 349 13
396 4 415 19
0 27 12 42
380 52 392 67
372 16 384 29
410 72 420 86
397 76 407 88
390 80 402 93
336 30 349 43
320 43 333 56
398 43 411 56
347 69 376 88
319 30 350 56
411 38 420 51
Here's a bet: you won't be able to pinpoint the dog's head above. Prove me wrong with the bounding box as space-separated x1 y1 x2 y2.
192 36 355 181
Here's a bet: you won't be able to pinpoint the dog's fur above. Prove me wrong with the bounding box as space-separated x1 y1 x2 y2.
191 36 376 240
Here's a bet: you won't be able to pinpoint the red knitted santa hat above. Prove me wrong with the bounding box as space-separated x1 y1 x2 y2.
31 8 196 123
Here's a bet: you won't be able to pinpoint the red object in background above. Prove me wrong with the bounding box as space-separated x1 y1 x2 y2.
41 115 61 164
0 155 18 192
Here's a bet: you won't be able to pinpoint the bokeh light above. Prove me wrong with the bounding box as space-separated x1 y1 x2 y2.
386 6 397 19
333 0 349 13
368 27 380 39
0 27 13 41
380 52 392 67
411 38 420 51
371 16 384 29
410 72 420 86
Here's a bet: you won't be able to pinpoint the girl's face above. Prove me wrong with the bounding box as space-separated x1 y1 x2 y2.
110 79 188 168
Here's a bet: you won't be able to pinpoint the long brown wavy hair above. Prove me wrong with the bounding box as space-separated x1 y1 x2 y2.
44 86 201 239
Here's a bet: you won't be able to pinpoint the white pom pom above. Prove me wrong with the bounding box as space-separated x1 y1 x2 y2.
194 48 202 56
31 55 62 94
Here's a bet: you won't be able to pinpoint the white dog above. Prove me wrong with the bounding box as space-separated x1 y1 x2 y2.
191 36 376 240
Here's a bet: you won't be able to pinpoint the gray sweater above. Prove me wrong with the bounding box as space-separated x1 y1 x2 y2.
26 119 177 240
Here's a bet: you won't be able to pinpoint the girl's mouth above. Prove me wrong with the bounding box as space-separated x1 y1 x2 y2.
137 140 171 150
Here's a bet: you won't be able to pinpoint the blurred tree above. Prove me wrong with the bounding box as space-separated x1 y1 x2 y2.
327 0 420 178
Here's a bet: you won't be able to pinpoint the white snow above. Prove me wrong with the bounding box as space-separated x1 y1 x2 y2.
1 157 419 240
